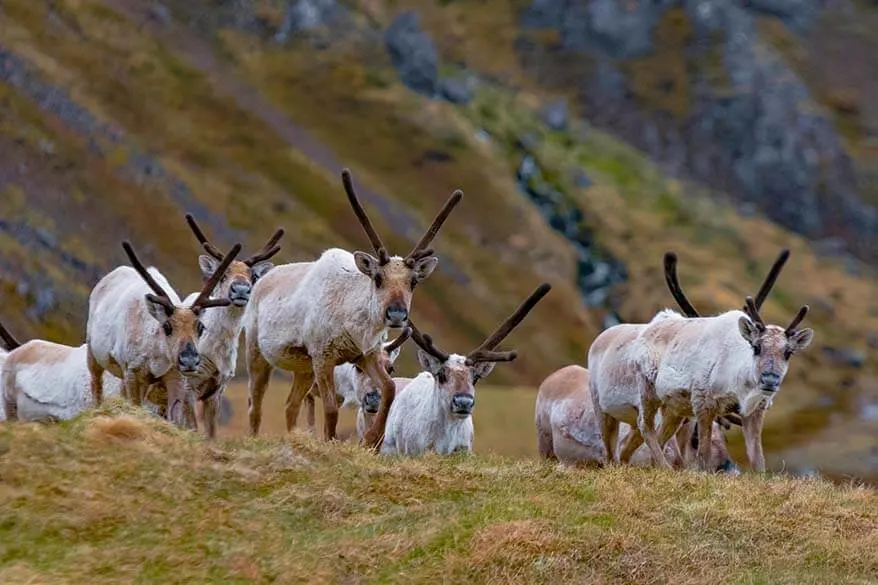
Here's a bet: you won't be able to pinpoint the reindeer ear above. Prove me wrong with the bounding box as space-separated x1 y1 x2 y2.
145 295 172 323
354 251 380 278
198 255 221 281
417 349 443 375
249 261 274 283
412 256 438 283
470 361 496 384
738 316 760 345
385 345 402 362
787 328 814 353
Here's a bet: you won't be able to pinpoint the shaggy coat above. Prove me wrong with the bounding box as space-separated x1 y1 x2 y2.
536 365 738 473
2 341 122 422
245 169 461 446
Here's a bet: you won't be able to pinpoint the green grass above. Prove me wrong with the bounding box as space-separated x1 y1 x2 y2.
1 404 876 584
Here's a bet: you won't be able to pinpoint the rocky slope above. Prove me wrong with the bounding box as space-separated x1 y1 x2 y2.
1 0 877 477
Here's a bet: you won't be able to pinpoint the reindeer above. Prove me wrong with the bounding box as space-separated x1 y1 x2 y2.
167 215 285 439
298 328 411 439
86 241 240 410
380 284 551 456
637 272 813 472
0 322 20 420
535 365 740 473
589 250 790 468
244 169 461 446
2 335 122 423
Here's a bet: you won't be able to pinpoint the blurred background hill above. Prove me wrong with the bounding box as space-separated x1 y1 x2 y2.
1 0 877 481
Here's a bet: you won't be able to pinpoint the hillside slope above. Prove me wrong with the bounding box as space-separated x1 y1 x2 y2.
1 405 877 584
0 1 877 476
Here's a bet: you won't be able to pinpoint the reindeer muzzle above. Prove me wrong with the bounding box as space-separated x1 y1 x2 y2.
229 281 252 306
362 390 382 414
450 393 475 417
759 372 781 393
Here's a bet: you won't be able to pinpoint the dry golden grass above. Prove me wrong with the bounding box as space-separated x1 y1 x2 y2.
1 404 877 584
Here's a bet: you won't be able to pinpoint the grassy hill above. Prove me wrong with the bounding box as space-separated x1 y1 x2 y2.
0 0 876 478
1 404 877 584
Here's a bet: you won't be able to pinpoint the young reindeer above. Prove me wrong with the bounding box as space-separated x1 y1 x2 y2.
381 283 551 456
245 169 461 446
535 365 740 473
175 215 284 439
635 251 814 472
86 241 240 408
299 328 411 438
588 250 788 467
1 326 122 423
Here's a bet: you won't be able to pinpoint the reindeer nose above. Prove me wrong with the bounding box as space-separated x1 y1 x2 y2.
760 372 781 392
385 305 408 327
362 390 382 414
178 342 201 374
229 281 251 306
451 393 475 416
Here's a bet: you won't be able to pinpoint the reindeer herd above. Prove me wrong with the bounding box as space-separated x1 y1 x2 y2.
0 169 814 475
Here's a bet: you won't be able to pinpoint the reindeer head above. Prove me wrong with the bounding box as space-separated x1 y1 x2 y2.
355 328 412 415
342 169 462 328
739 297 813 394
122 241 240 376
409 284 551 419
185 214 284 307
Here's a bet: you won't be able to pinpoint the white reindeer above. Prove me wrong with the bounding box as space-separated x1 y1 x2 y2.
381 284 551 456
245 169 461 446
1 335 123 423
589 250 792 469
86 240 240 409
160 214 285 439
535 364 740 473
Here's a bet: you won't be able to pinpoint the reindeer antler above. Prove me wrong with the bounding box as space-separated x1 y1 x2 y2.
342 169 390 265
785 305 809 337
0 320 21 351
466 283 552 365
186 213 284 267
743 296 766 331
385 326 412 354
752 249 790 310
663 252 700 318
406 190 464 265
123 241 178 316
341 168 463 267
190 243 242 312
409 322 450 363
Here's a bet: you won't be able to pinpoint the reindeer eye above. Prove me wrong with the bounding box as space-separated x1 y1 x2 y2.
753 342 761 356
783 348 793 360
162 322 173 336
436 369 447 384
373 274 383 289
197 321 206 338
410 277 418 290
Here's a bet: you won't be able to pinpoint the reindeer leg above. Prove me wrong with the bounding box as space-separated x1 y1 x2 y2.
87 347 105 406
123 370 145 407
305 391 316 434
656 412 685 469
743 406 767 472
638 381 671 469
598 413 620 464
284 372 314 433
358 352 396 450
694 409 716 472
313 361 339 441
618 426 644 464
246 342 272 437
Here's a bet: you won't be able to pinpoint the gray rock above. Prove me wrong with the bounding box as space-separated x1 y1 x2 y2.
542 98 568 130
385 12 439 96
439 78 473 104
572 168 593 188
274 0 341 42
742 0 822 30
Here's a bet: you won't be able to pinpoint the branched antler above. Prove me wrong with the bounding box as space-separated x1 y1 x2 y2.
190 244 242 312
341 168 463 267
752 249 790 310
185 213 284 266
466 283 552 364
743 296 766 331
385 326 412 354
785 305 809 337
409 322 450 363
123 241 177 316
